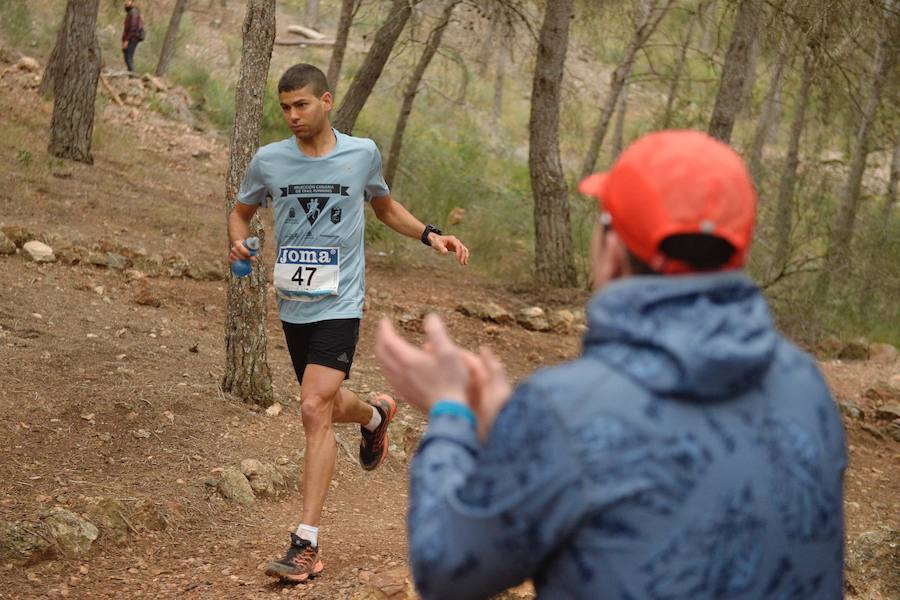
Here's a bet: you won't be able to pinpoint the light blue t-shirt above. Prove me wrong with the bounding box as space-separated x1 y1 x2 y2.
238 129 390 324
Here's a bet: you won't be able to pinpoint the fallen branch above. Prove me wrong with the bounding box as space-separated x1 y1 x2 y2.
287 24 326 40
275 38 335 47
99 76 124 107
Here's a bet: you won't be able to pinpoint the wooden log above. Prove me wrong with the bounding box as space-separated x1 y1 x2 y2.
275 37 335 46
99 75 124 107
287 24 326 40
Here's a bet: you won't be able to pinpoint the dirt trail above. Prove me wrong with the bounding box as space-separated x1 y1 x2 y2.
0 56 897 600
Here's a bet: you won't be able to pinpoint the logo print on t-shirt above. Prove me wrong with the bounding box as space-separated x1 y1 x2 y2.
331 207 342 224
298 197 330 225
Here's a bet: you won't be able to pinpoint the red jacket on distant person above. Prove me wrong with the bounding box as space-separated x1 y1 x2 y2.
122 6 143 43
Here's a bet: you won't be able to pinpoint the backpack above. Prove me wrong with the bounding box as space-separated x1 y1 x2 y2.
136 13 145 42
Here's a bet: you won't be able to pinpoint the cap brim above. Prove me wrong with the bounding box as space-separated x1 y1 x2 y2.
578 172 609 202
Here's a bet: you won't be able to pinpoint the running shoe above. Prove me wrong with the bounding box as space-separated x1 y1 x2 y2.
263 534 323 582
359 394 397 470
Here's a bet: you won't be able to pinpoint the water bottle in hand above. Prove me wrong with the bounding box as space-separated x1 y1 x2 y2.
231 236 259 278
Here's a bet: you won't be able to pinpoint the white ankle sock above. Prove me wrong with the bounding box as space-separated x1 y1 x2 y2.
295 524 319 547
363 405 382 432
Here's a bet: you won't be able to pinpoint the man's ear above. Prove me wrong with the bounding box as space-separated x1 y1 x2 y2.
604 231 631 279
321 91 334 111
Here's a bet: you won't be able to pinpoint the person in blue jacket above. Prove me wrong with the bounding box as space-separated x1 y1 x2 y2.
375 130 847 600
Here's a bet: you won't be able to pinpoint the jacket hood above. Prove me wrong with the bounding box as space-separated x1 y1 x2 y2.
583 272 777 400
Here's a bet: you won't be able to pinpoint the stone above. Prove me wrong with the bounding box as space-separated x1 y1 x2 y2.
165 253 190 277
55 246 85 265
839 401 864 421
397 313 422 332
87 252 107 267
131 429 150 439
131 500 172 531
16 56 40 72
351 566 417 600
191 149 211 160
0 225 33 247
548 309 575 333
845 529 900 598
40 507 98 558
447 207 466 226
0 520 53 564
874 403 900 421
517 306 551 332
838 339 869 361
0 231 15 255
859 423 884 440
891 374 900 392
142 74 168 92
105 252 130 270
239 459 284 497
888 420 900 443
39 232 63 247
864 382 900 403
22 240 55 263
188 260 225 281
217 467 255 505
456 301 514 325
265 403 282 417
83 497 130 541
134 254 164 277
869 342 899 365
133 281 162 307
816 334 843 358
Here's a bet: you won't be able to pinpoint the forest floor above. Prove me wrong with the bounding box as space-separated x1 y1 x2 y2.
0 48 898 600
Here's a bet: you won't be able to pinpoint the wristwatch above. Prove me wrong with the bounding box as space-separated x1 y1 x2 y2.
421 224 442 246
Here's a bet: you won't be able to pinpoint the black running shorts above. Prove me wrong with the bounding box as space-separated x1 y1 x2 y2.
281 318 360 382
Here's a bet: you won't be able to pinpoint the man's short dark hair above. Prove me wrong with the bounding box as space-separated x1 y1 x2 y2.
278 64 329 96
627 234 736 275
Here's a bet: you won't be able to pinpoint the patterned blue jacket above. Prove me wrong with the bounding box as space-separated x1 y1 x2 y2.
408 272 846 599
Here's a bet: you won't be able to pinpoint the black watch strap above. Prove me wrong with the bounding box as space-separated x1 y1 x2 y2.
421 224 442 246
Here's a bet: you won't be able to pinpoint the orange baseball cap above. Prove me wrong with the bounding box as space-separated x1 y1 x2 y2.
579 130 756 274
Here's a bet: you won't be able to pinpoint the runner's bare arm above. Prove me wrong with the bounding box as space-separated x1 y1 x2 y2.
227 203 258 263
370 195 470 265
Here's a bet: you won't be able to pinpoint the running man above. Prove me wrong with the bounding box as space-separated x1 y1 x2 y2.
226 63 469 582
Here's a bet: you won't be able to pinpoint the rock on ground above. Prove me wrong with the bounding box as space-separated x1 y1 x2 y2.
22 240 55 263
869 343 898 365
517 306 551 332
846 529 900 599
0 520 53 564
456 301 515 325
218 467 255 505
83 497 130 541
839 339 870 361
239 459 285 497
40 507 98 558
0 230 16 255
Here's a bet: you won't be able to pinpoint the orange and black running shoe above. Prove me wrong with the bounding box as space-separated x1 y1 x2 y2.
263 534 324 582
359 394 397 470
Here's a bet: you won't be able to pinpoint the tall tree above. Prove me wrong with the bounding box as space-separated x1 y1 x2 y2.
747 33 790 185
857 138 899 311
384 0 459 187
306 0 320 30
770 47 816 272
530 0 576 287
47 0 101 165
814 5 898 305
610 85 629 161
332 0 421 134
661 9 697 128
326 0 357 94
580 0 673 180
223 0 276 406
39 15 67 97
707 0 763 143
156 0 190 77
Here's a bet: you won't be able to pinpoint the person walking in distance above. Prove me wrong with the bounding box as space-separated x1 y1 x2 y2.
227 63 469 583
376 130 846 599
121 0 144 73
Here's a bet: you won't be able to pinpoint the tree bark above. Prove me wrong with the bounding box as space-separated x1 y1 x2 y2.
326 0 356 95
39 15 67 97
661 11 696 128
700 0 716 53
814 10 897 306
156 0 190 77
707 0 763 143
384 0 458 188
610 84 628 161
47 0 101 165
580 0 672 180
332 0 419 134
492 45 506 131
529 0 576 288
223 0 276 406
857 138 899 310
771 48 815 273
747 33 790 185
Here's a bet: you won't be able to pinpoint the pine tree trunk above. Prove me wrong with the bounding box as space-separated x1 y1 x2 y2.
47 0 101 165
156 0 190 76
384 0 458 188
700 0 716 53
661 12 696 128
326 0 355 94
857 138 899 310
580 0 672 180
332 0 418 134
492 46 506 131
223 0 275 406
707 0 763 143
610 84 628 161
771 49 815 273
39 16 67 97
530 0 576 288
747 34 790 186
814 11 897 306
306 0 320 30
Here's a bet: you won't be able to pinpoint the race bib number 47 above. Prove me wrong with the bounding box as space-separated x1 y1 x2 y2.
274 246 340 301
